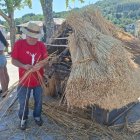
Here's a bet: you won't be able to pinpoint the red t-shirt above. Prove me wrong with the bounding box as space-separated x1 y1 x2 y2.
11 39 48 88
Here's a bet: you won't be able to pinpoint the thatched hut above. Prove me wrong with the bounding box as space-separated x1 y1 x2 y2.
45 8 140 125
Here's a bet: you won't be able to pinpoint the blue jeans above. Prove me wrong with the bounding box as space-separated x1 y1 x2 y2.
0 54 7 68
17 85 43 120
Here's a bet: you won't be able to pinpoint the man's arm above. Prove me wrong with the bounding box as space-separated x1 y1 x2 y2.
12 58 32 70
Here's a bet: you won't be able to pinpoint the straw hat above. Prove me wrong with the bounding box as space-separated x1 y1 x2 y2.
21 22 42 38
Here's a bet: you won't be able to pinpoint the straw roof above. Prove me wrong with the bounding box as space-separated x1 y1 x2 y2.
53 8 140 110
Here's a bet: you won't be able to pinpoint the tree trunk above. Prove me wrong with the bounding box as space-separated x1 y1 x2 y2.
41 0 54 43
8 12 16 50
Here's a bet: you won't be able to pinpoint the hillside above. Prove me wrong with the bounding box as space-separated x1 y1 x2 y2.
95 0 140 29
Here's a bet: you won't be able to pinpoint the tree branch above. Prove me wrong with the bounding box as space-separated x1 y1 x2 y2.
0 9 10 22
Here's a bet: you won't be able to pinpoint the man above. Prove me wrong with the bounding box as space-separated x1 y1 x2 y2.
0 30 9 97
11 22 48 130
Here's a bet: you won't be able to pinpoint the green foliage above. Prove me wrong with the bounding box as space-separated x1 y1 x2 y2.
66 0 84 8
15 13 44 25
0 0 32 14
95 0 140 30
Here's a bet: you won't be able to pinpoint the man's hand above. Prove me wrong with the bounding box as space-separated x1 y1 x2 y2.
12 59 33 71
31 63 42 72
23 64 33 70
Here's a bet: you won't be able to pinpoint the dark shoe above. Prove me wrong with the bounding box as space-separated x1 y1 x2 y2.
20 120 27 130
0 90 2 94
34 117 43 126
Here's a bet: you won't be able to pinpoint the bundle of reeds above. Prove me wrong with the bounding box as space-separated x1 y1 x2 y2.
125 104 140 133
64 8 140 110
126 120 140 133
39 100 132 140
76 7 140 60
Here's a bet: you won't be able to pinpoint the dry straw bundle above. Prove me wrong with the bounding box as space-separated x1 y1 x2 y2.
64 8 140 110
126 120 140 133
78 7 140 52
41 101 132 140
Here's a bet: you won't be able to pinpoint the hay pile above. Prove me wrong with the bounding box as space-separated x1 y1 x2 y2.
73 8 140 54
126 120 140 133
63 8 140 110
40 100 133 140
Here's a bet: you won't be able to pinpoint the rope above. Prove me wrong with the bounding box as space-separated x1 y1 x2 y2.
74 57 94 65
